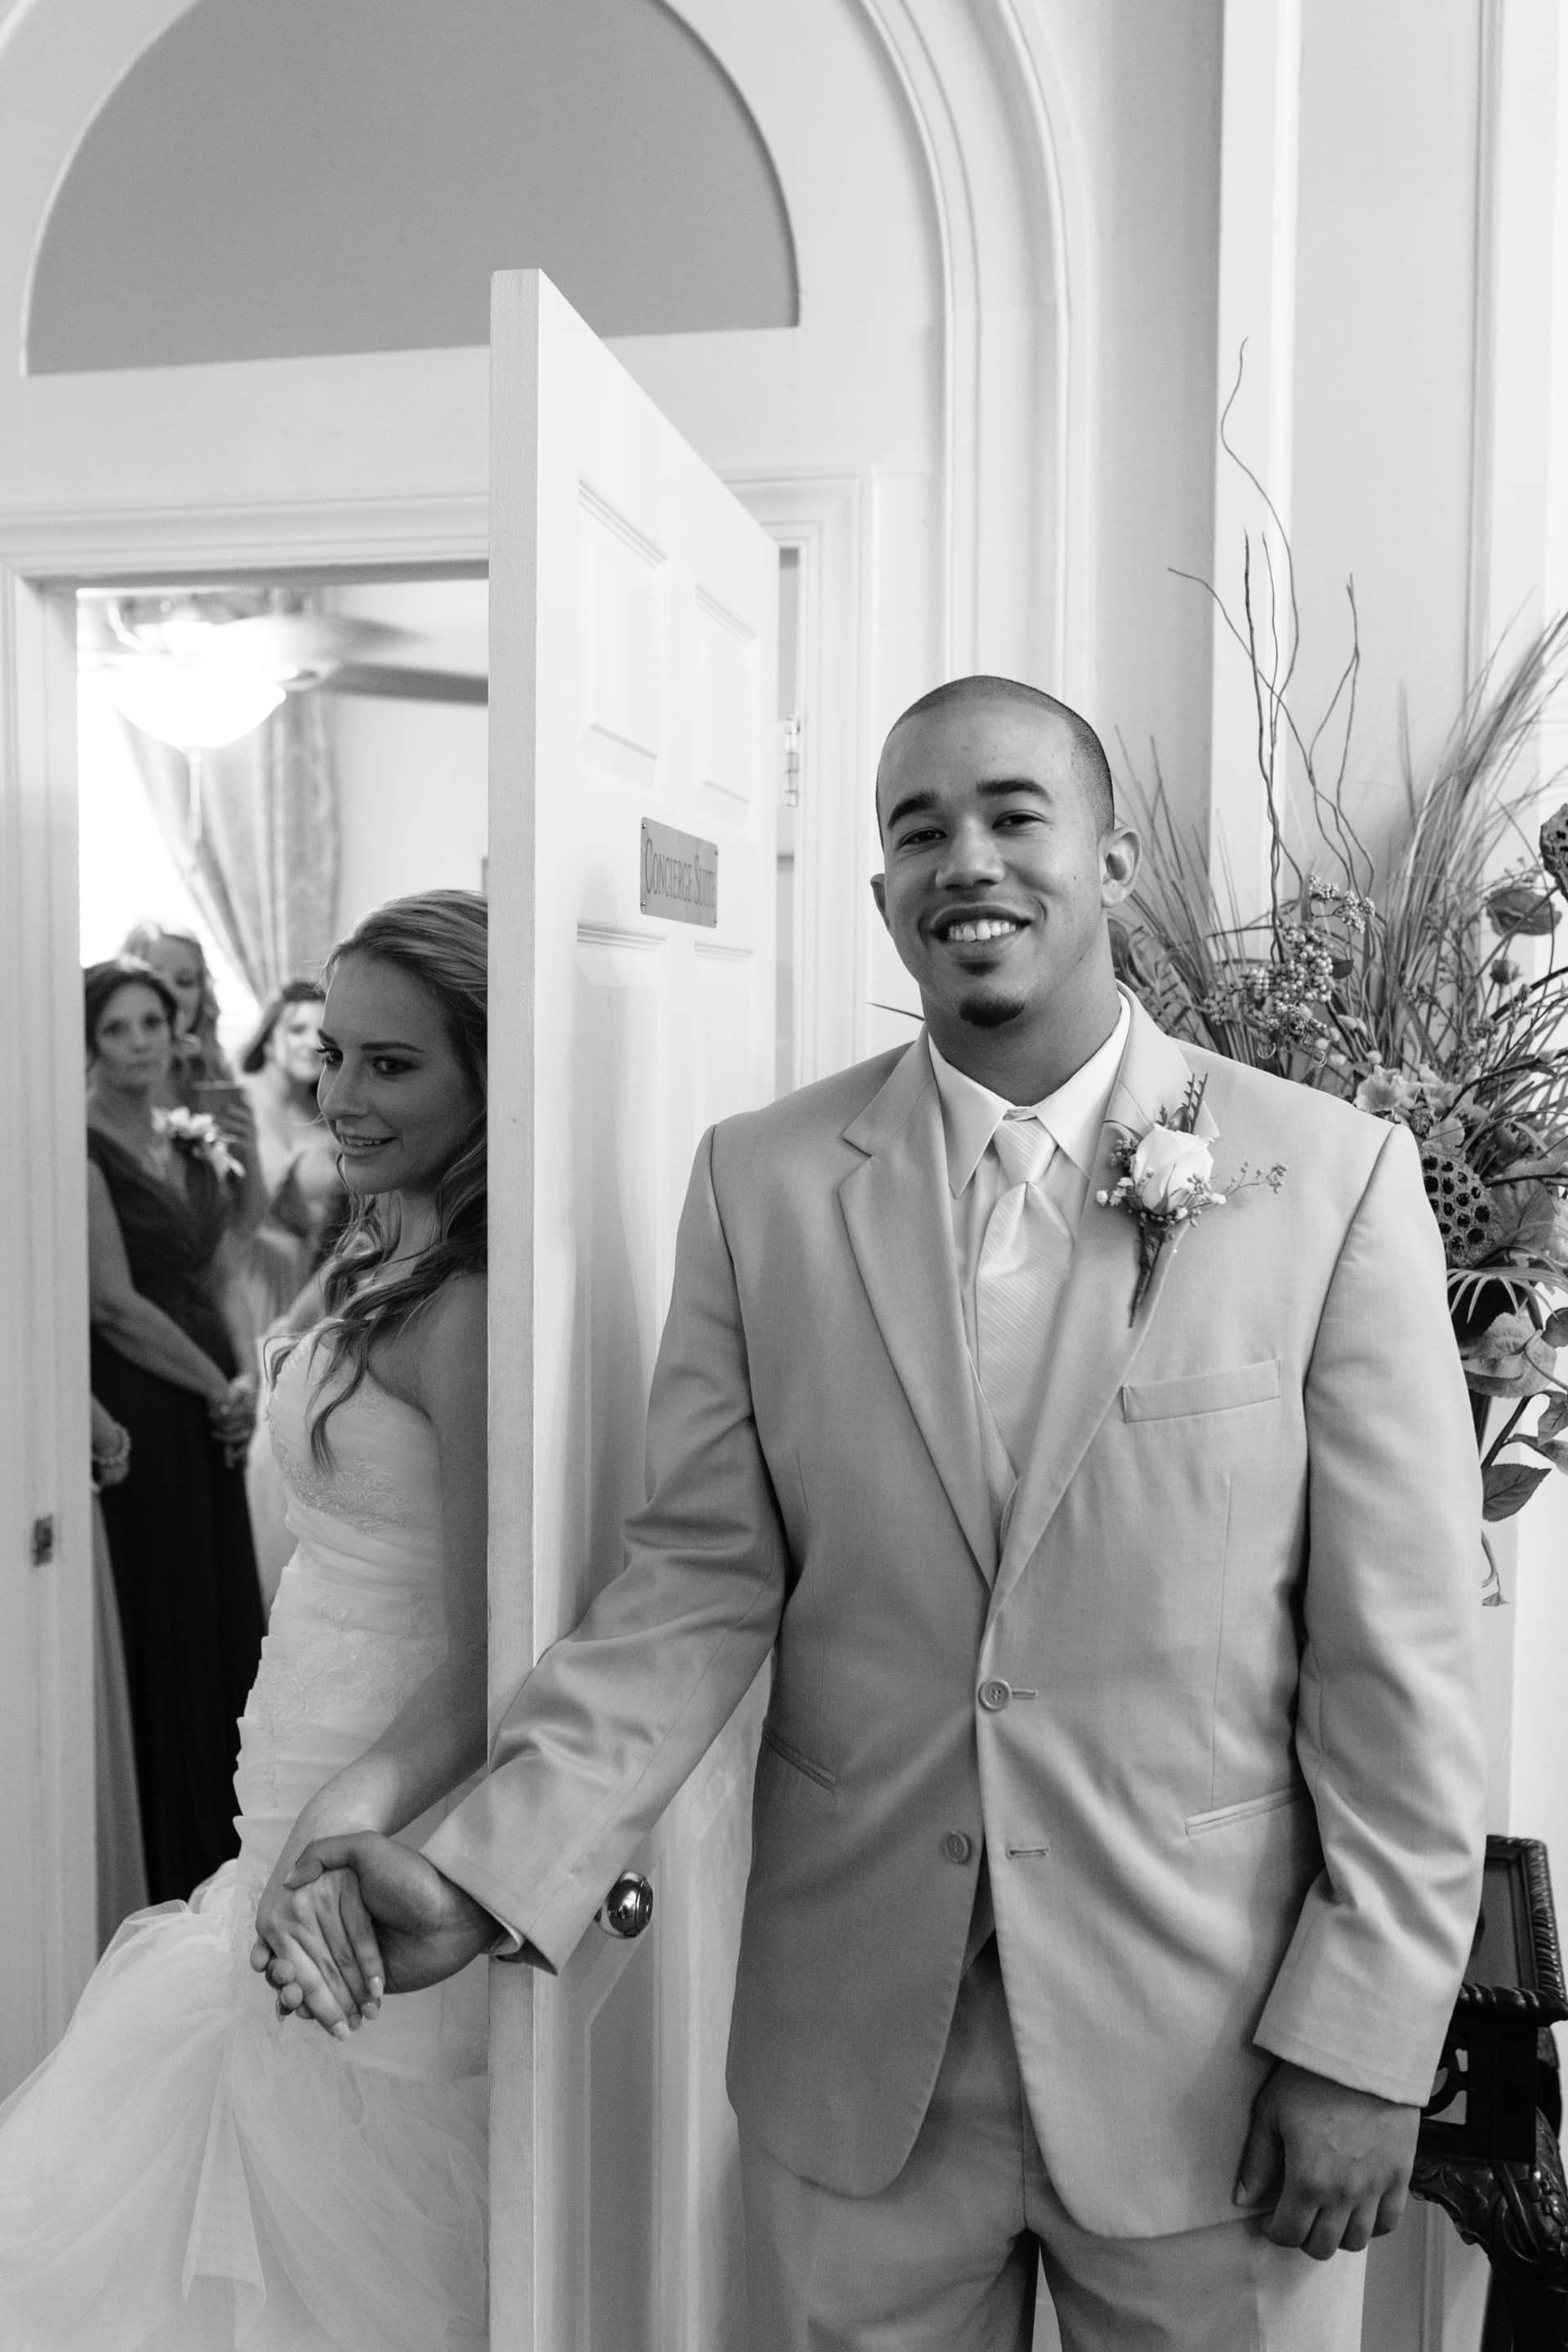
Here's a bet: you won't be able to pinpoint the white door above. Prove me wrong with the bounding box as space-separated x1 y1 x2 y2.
486 270 778 2352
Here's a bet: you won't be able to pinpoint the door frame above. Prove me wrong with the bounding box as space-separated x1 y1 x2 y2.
728 471 863 1092
0 491 492 2083
0 458 849 2084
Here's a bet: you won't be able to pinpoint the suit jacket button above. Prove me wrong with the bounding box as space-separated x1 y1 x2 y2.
978 1679 1011 1712
942 1831 974 1864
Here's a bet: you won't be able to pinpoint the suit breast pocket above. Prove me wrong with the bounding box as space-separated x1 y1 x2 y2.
758 1720 836 1794
1185 1782 1307 1836
1120 1357 1281 1423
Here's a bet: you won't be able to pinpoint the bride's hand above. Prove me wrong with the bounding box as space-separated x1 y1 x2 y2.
261 1833 499 2032
250 1860 385 2036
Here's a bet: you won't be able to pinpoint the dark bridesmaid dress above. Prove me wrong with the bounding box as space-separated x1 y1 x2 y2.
87 1129 265 1903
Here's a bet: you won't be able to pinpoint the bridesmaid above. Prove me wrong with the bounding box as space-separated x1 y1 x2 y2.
84 956 265 1900
121 920 230 1098
238 978 348 1326
121 919 268 1240
237 979 349 1606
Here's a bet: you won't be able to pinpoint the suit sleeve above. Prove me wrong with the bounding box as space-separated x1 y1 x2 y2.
1254 1119 1487 2103
422 1125 788 1966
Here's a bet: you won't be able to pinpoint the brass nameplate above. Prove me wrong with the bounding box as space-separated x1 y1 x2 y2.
640 818 717 928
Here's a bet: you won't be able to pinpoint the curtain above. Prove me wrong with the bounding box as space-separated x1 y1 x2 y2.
124 684 340 1003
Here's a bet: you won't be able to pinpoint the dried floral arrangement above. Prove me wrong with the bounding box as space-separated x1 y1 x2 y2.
1112 464 1568 1556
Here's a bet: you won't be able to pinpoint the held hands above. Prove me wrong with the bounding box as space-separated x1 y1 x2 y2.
250 1833 499 2036
208 1374 256 1466
250 1852 386 2038
1235 2058 1421 2259
89 1399 131 1489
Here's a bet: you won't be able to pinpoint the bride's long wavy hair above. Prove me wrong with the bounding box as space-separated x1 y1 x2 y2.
292 889 488 1464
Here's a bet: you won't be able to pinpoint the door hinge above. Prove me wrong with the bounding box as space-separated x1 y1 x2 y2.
30 1514 56 1566
780 714 803 808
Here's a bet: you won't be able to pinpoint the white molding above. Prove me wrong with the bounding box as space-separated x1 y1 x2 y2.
849 0 1090 696
724 470 866 1080
987 1 1098 707
1465 0 1505 684
0 492 488 580
1205 0 1303 920
0 561 93 2089
1463 0 1562 685
0 0 207 369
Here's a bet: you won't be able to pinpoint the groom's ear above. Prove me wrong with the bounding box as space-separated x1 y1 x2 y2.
871 873 890 932
1099 823 1141 906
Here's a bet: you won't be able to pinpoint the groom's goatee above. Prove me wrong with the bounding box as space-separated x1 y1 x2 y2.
958 994 1026 1031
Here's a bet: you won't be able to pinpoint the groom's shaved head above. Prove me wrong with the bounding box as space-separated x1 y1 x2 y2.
878 676 1116 839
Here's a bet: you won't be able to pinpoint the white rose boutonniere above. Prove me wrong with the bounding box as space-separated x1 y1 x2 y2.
1097 1076 1285 1321
155 1106 245 1185
1127 1125 1220 1214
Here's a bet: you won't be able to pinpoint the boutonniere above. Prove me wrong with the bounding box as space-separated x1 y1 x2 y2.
155 1106 244 1184
1096 1076 1285 1321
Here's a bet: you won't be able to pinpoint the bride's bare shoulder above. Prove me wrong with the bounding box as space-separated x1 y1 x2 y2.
370 1272 487 1418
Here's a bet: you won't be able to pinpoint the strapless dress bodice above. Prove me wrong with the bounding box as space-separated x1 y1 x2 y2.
234 1338 456 1853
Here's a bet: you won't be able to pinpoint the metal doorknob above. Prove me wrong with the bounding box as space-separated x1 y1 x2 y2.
594 1872 653 1940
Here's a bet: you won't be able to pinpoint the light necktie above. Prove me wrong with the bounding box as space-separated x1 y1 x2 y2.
974 1111 1073 1473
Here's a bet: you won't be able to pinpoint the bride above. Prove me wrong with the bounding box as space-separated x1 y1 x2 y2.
0 890 492 2352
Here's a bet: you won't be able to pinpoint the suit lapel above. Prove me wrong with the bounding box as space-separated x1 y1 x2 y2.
840 1040 998 1587
994 999 1217 1609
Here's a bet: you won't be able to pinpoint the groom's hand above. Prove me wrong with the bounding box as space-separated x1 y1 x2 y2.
264 1834 500 2030
1235 2057 1420 2259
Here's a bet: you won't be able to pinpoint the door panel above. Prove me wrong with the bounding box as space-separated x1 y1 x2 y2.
487 269 777 2351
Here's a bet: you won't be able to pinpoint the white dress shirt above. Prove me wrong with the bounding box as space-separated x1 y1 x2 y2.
928 991 1131 1365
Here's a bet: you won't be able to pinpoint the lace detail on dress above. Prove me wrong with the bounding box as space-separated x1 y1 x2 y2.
265 1348 431 1540
240 1631 439 1812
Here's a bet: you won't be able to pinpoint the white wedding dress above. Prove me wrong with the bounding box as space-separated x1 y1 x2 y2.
0 1334 488 2351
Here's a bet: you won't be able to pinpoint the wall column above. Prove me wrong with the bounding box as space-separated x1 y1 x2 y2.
1205 0 1301 920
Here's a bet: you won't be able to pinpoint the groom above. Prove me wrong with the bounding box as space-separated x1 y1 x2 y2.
278 679 1486 2348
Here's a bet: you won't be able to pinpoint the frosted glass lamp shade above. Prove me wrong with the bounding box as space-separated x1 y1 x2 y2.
105 659 286 751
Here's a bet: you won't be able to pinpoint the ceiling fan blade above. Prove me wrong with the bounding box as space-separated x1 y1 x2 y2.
213 612 419 672
314 662 488 706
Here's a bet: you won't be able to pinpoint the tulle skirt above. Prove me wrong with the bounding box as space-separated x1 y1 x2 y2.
0 1862 487 2351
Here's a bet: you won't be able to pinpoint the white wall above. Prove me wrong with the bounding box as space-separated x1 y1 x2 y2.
1288 0 1483 835
327 579 489 930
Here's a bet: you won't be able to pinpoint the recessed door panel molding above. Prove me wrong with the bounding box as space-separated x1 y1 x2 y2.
694 594 758 817
577 498 666 792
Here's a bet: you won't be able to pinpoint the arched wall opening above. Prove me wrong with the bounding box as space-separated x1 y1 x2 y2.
25 0 800 372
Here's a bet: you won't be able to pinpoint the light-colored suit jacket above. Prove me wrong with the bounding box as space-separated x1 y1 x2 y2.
427 996 1486 2236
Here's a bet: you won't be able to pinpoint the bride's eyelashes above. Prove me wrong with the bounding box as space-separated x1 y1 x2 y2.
316 1046 415 1079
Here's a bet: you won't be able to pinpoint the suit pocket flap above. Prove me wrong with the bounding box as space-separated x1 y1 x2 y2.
1120 1358 1281 1423
1185 1784 1307 1835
